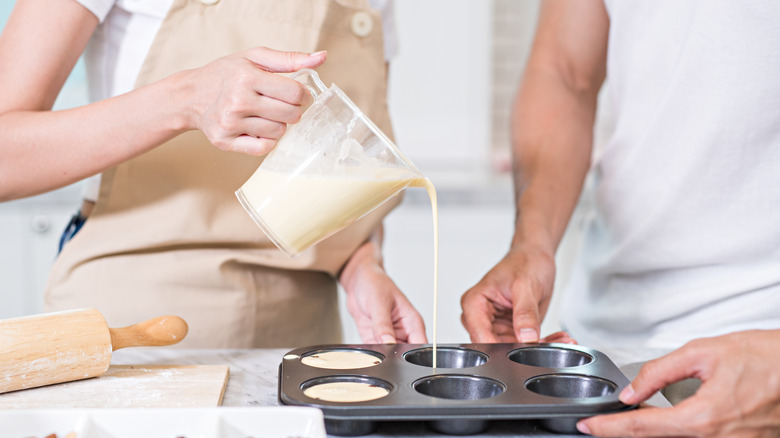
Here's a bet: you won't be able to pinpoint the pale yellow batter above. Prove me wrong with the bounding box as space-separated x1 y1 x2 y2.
303 381 390 402
238 167 419 256
301 350 382 369
409 178 439 369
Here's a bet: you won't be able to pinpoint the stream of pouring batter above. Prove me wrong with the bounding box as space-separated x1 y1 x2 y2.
409 178 438 370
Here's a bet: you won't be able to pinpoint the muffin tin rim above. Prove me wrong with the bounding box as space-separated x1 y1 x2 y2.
280 342 632 418
403 345 491 368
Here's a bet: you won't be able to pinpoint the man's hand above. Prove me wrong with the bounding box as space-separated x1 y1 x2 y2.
578 329 780 437
460 244 574 344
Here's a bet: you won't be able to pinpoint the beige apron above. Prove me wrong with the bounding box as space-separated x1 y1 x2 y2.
45 0 399 348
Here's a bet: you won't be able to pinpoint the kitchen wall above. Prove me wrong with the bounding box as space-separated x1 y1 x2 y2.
0 0 592 343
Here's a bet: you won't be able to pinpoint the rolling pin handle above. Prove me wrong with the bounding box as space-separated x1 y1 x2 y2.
109 315 189 351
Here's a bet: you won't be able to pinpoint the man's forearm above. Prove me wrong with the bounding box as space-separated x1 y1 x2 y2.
510 66 601 256
509 0 608 257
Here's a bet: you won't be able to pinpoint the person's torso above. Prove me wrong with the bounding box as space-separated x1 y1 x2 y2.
55 0 398 276
563 0 780 362
46 0 398 346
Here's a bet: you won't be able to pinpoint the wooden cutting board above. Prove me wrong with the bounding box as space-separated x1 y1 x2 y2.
0 364 229 409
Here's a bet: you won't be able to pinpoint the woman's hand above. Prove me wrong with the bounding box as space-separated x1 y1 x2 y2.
181 47 326 155
339 230 427 344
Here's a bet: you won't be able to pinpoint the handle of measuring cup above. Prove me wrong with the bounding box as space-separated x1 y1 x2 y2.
290 68 328 99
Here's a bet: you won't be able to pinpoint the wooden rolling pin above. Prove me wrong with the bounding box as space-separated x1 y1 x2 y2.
0 308 188 394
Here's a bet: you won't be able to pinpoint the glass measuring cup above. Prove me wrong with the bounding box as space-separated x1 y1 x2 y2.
236 69 423 258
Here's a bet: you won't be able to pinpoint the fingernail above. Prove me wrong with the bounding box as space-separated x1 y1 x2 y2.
381 334 396 344
619 384 635 403
519 328 539 343
576 421 591 435
310 50 326 57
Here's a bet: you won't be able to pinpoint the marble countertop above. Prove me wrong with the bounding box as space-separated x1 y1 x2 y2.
110 348 670 438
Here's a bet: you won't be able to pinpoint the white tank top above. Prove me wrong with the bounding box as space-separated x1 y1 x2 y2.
562 0 780 364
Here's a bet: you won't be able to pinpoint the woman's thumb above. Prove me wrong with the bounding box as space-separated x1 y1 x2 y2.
244 47 327 72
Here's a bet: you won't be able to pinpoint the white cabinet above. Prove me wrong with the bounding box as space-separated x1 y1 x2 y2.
0 186 81 319
339 179 570 344
381 188 517 344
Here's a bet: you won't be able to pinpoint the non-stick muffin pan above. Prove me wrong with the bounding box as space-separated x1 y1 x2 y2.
278 343 635 436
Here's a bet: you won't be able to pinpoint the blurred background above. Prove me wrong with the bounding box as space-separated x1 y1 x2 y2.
0 0 603 343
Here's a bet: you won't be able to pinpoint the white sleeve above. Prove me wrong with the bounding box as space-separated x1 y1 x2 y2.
368 0 398 60
72 0 117 23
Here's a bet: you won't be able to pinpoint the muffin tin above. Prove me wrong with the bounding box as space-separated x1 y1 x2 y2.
278 343 635 435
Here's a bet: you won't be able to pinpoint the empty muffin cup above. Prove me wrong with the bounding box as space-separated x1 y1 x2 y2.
404 347 488 368
300 349 384 370
508 346 593 368
525 374 616 399
426 417 491 436
302 376 392 403
324 418 378 437
414 375 505 400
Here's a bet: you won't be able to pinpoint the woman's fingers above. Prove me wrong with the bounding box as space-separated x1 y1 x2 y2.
190 47 326 154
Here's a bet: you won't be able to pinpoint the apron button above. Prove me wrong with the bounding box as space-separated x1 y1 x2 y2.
351 11 374 38
199 0 220 4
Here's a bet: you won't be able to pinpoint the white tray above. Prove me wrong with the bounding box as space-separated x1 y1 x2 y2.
2 406 326 438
